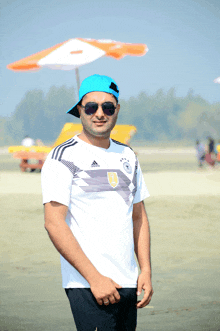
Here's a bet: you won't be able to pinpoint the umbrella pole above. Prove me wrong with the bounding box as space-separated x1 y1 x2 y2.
75 68 80 97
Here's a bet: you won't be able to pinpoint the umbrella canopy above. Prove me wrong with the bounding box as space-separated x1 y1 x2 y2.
7 38 148 72
214 77 220 84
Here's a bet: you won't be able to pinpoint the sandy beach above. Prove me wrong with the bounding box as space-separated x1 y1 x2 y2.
0 151 220 330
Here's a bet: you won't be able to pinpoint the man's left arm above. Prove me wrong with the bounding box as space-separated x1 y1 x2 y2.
133 200 153 308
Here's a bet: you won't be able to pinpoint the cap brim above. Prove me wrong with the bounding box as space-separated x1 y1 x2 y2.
67 101 80 118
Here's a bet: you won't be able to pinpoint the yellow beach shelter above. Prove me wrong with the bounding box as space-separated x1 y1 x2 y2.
8 124 137 171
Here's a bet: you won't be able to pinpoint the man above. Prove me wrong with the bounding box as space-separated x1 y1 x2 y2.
206 137 215 167
41 74 153 330
21 135 35 147
195 140 205 167
21 135 36 172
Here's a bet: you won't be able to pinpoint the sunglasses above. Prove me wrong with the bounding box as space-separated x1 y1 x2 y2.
81 102 116 116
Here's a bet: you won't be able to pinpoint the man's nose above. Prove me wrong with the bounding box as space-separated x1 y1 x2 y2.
95 105 105 117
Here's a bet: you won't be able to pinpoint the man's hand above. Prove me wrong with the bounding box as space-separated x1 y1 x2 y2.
136 271 153 309
90 275 122 306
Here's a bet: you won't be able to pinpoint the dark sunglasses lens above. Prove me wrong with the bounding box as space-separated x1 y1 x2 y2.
84 102 116 116
84 103 98 115
102 103 115 116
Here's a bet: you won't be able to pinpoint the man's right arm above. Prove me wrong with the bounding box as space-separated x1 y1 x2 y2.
44 201 121 305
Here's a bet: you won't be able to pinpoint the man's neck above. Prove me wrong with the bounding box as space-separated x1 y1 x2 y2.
78 131 110 149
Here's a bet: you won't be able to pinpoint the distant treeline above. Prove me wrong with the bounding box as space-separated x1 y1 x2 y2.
0 86 219 146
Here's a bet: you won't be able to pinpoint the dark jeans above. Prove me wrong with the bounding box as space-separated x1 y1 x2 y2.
65 287 137 331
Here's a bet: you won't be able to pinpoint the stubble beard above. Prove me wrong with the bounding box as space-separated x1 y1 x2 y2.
81 114 118 140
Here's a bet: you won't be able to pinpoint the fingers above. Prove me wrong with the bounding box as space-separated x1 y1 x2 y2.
108 294 116 304
110 280 121 302
137 285 142 297
103 295 115 305
103 298 110 306
113 289 121 303
98 290 121 306
101 291 120 306
97 299 103 306
91 277 121 306
136 289 154 309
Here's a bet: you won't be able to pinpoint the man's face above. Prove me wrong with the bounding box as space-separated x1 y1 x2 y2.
77 92 120 139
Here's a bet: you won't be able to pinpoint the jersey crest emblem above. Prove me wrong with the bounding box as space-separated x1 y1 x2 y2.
107 172 119 188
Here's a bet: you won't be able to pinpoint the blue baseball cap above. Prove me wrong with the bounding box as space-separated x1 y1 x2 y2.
67 74 119 118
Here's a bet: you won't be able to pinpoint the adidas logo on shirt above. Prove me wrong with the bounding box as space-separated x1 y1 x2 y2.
91 160 100 167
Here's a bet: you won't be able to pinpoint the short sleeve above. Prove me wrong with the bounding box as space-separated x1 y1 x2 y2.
133 159 150 204
41 154 73 207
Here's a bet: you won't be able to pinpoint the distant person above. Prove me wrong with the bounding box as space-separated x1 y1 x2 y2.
205 137 215 167
41 74 153 330
21 135 35 147
207 137 215 154
195 140 205 167
21 135 35 172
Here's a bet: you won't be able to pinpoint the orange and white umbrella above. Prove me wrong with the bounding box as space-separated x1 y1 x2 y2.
7 38 148 71
214 76 220 84
7 38 148 92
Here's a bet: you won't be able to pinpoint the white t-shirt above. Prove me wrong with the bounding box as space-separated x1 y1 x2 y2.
41 135 150 288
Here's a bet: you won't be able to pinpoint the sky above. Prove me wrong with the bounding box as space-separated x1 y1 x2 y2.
1 0 220 117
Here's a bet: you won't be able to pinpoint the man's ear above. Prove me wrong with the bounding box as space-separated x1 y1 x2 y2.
77 105 81 117
116 104 120 114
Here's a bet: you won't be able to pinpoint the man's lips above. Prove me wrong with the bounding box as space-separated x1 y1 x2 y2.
93 121 107 125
